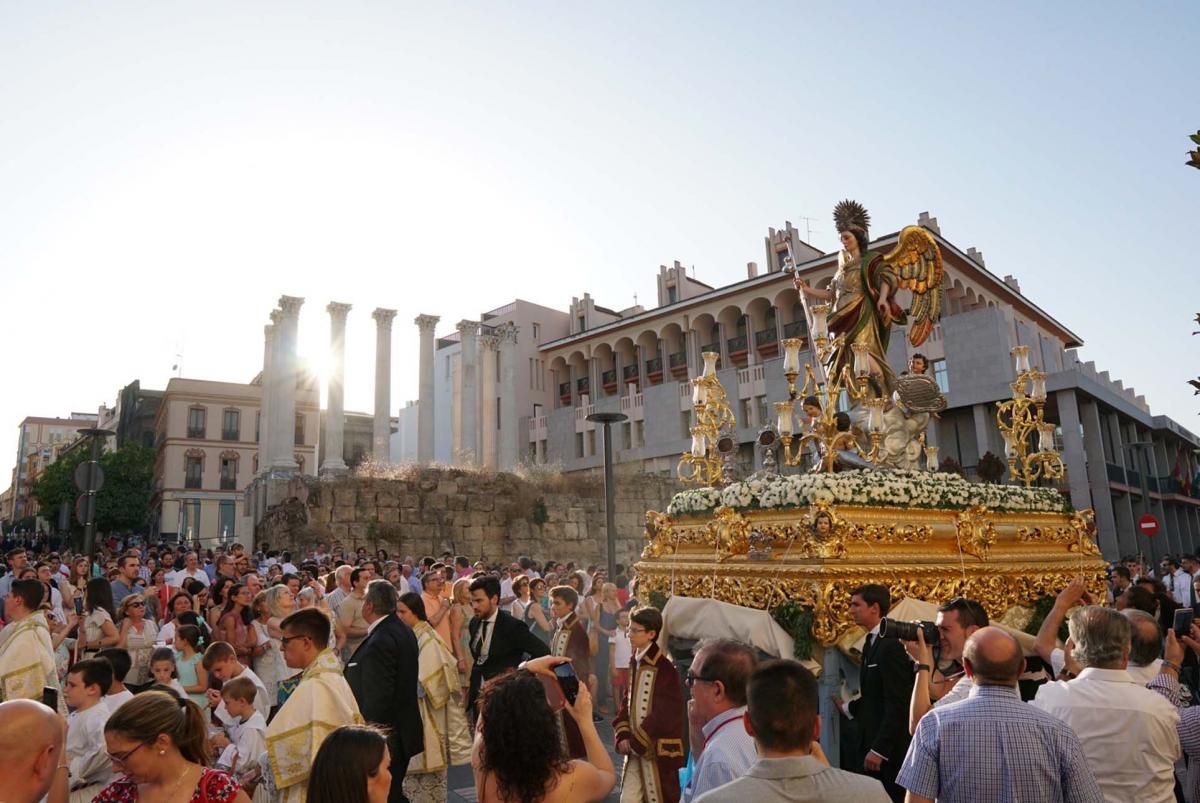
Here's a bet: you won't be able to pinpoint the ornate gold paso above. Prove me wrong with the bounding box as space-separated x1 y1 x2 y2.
636 501 1105 646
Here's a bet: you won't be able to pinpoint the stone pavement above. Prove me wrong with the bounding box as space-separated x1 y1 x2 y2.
447 718 624 803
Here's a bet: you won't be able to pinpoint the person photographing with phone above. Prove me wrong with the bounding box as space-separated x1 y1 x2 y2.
473 654 615 803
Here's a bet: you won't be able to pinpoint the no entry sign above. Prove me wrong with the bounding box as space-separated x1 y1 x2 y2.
1138 514 1160 537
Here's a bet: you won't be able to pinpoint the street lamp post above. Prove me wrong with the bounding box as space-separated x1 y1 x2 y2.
586 412 628 581
1123 441 1159 563
77 428 115 561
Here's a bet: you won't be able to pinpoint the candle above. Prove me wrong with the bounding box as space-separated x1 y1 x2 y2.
782 338 803 375
867 398 886 434
691 380 707 406
852 343 870 379
774 401 794 436
690 428 707 458
1038 423 1055 453
1011 345 1031 374
811 304 829 339
701 351 720 378
1002 430 1017 458
925 446 939 471
1029 371 1047 402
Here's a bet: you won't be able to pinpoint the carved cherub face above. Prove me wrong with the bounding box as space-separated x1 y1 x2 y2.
814 513 833 536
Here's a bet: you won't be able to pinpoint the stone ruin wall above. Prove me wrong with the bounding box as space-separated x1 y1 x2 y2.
255 467 678 568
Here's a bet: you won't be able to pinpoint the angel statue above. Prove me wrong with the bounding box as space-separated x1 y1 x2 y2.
794 200 944 398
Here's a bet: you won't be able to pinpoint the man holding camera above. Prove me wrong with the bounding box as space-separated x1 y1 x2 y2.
904 597 989 734
832 584 913 802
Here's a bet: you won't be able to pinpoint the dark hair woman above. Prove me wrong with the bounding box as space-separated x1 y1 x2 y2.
208 576 234 631
95 691 251 802
474 656 614 802
215 583 258 666
80 576 119 658
306 725 391 803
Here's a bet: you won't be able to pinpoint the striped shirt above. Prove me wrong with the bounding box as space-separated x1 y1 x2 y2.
897 683 1103 803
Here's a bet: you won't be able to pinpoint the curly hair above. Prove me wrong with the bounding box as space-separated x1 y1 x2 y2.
477 670 570 802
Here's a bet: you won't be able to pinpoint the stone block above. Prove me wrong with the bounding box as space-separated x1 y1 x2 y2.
423 493 447 510
377 506 400 523
402 508 423 524
332 506 355 523
448 495 468 512
467 494 495 512
332 488 357 507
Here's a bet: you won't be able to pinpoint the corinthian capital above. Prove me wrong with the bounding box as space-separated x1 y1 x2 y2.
373 308 398 329
456 320 481 337
478 334 500 352
495 322 519 345
277 296 305 318
415 314 440 334
327 302 352 323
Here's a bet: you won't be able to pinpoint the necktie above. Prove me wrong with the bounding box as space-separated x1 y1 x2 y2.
864 633 875 660
476 620 490 665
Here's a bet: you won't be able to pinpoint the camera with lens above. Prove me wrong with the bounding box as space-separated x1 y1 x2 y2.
878 617 938 643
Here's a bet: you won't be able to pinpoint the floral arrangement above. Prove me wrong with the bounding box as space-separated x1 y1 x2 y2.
665 469 1071 518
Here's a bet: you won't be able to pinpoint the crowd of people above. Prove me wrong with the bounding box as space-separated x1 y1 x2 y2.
6 532 1200 803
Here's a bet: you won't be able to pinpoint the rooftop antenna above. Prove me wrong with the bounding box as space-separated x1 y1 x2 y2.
633 292 638 306
796 216 818 242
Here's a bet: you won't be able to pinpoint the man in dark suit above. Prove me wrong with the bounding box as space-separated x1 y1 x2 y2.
345 579 422 803
834 583 914 803
467 574 549 716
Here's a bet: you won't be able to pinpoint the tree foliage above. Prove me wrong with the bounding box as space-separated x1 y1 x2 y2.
31 443 156 536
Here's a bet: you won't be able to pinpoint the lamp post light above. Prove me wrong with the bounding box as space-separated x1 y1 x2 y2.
586 411 628 581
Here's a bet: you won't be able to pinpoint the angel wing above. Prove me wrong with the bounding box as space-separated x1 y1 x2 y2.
883 225 944 346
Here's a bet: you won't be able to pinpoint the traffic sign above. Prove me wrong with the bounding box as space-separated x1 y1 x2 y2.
1138 514 1160 537
74 462 104 493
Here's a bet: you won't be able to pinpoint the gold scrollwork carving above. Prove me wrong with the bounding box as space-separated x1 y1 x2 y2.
954 504 997 560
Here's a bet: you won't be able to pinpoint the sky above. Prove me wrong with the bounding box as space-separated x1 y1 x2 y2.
1 1 1197 486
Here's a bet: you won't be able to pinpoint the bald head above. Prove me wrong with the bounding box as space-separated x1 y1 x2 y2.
962 626 1025 686
0 699 63 803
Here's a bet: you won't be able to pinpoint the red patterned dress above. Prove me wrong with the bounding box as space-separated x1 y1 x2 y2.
94 768 242 802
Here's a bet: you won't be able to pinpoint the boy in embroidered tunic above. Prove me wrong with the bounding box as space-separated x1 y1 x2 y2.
549 585 593 759
614 607 685 803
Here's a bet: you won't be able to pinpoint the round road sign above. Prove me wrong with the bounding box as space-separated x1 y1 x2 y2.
1138 514 1160 537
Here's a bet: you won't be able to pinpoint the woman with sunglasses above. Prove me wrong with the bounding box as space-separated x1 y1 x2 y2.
118 594 160 689
96 690 251 803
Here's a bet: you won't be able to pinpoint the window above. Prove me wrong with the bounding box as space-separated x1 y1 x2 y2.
180 500 201 539
634 420 645 448
933 359 949 393
185 454 203 489
578 315 586 332
532 323 540 342
219 455 237 490
218 501 236 542
496 398 501 429
586 430 596 456
255 411 260 441
222 409 240 441
757 396 769 429
668 285 678 304
187 407 206 439
575 432 584 458
681 410 692 439
294 414 304 445
623 421 633 450
445 355 451 380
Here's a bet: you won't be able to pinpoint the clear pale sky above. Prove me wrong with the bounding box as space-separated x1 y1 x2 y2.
2 1 1197 486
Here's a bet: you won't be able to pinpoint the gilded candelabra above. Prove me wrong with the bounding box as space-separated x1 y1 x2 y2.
995 345 1064 486
771 305 886 473
678 352 737 485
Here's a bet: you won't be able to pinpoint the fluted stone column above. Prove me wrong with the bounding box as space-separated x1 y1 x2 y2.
415 314 440 463
456 320 480 463
497 323 519 470
258 321 275 477
372 308 397 463
478 333 499 469
321 302 352 475
270 297 304 473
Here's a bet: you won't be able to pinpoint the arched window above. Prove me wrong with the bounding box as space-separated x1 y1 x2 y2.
184 448 205 489
219 451 239 490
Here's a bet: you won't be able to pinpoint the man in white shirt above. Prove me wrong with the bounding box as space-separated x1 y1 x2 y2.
1032 605 1181 803
1170 557 1195 607
326 565 353 615
681 639 760 803
168 551 209 589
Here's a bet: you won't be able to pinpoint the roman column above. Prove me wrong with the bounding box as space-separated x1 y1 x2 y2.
478 333 499 469
415 314 440 463
497 322 519 469
373 308 397 463
456 320 480 463
321 302 352 475
258 320 275 476
270 296 304 473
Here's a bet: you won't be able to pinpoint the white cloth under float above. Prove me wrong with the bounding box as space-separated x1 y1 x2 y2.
659 596 822 674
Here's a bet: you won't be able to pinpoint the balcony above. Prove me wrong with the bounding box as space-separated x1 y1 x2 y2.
221 429 240 442
185 475 202 490
755 327 779 356
645 357 663 385
220 476 237 491
559 382 572 405
576 377 590 395
668 351 688 378
783 320 808 338
186 427 205 439
601 369 618 392
622 364 639 382
701 343 720 356
726 335 747 354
